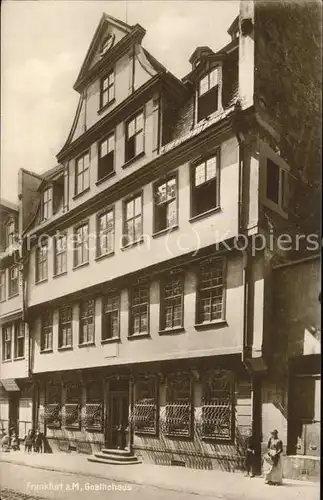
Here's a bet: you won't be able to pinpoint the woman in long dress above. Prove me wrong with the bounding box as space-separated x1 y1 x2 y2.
263 429 283 485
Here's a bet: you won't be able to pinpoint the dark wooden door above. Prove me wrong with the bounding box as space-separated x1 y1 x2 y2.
109 392 129 449
9 394 19 434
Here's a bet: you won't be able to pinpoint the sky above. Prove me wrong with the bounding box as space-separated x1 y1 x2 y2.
1 0 239 203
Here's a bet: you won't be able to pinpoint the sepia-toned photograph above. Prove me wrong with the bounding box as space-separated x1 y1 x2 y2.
0 1 321 499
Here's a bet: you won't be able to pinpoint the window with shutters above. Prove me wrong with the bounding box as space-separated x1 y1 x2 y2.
84 381 103 430
123 194 142 247
165 373 192 438
36 241 48 283
197 258 225 324
160 272 184 331
41 310 53 352
54 233 67 275
197 67 221 122
0 270 6 302
2 324 12 361
154 176 177 233
200 370 234 441
130 282 149 336
74 223 89 267
97 209 114 257
75 151 90 195
79 299 95 345
125 111 144 163
191 153 220 217
98 133 115 181
59 305 73 348
8 265 19 297
100 70 115 109
14 323 25 359
131 378 158 435
102 293 119 341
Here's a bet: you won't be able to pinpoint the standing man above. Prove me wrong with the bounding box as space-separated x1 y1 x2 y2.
245 431 256 477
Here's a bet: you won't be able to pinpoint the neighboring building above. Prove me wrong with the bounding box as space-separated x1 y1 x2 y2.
0 1 320 478
0 199 32 438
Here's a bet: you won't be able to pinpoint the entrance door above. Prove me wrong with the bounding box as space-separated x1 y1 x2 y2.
9 393 19 434
109 392 129 449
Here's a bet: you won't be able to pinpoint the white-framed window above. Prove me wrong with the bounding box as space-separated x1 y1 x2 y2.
125 111 144 162
59 305 73 348
54 233 67 275
0 270 6 302
74 223 89 267
79 299 95 345
2 324 12 361
191 153 220 217
161 272 184 330
102 293 120 341
8 266 19 297
198 67 221 122
75 152 90 195
14 323 25 359
130 282 149 336
42 186 53 221
100 71 115 108
36 241 48 283
97 209 114 257
98 133 115 181
41 310 53 352
123 194 142 246
154 176 177 233
197 258 225 324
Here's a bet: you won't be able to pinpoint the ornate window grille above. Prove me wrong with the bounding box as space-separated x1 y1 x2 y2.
201 370 234 441
45 381 61 428
164 373 192 438
83 381 103 430
64 382 81 429
130 378 158 435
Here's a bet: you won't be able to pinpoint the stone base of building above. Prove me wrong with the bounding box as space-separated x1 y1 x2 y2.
282 455 320 481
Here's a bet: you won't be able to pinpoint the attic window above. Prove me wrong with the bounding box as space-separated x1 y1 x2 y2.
197 67 220 122
100 34 115 56
41 186 53 221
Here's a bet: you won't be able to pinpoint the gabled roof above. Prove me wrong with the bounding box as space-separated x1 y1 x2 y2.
73 13 139 91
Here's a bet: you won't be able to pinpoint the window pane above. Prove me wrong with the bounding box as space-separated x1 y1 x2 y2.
195 164 205 186
199 75 209 95
134 196 141 216
126 200 134 220
167 200 177 227
206 157 217 180
209 68 219 88
136 113 144 131
108 134 115 152
135 131 144 155
128 118 136 138
266 159 280 204
100 140 108 157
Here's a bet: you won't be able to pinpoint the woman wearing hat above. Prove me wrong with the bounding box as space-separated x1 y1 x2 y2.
263 429 283 485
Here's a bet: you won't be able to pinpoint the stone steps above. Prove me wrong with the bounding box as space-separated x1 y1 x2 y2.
88 448 141 465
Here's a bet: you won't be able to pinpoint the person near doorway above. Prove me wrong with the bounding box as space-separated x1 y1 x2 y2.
263 429 284 485
33 429 44 453
24 429 34 453
245 431 256 477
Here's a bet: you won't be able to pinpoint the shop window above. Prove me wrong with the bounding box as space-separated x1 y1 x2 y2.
131 378 158 435
200 370 234 441
164 373 192 437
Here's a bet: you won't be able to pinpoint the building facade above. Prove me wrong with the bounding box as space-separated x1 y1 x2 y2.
0 1 320 478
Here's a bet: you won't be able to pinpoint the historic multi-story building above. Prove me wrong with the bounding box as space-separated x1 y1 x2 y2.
0 1 320 478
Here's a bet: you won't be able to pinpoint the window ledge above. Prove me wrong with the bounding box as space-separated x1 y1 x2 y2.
122 151 145 169
98 98 116 115
152 225 179 239
121 237 144 251
2 359 12 363
194 320 227 330
101 337 120 345
189 206 221 223
13 356 25 361
78 342 95 348
85 426 104 432
40 349 53 354
0 299 6 303
73 262 89 271
8 293 19 300
64 425 80 431
58 346 73 351
35 278 48 286
95 251 115 262
127 332 150 340
53 271 67 279
158 326 185 336
73 186 90 201
95 171 116 186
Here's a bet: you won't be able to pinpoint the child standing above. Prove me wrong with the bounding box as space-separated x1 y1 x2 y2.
24 429 33 453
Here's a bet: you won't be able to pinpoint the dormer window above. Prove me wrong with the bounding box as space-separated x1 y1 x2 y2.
41 186 53 221
100 71 115 109
198 67 221 122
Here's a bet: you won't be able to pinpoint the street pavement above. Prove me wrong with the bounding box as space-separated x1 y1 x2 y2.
0 451 319 500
